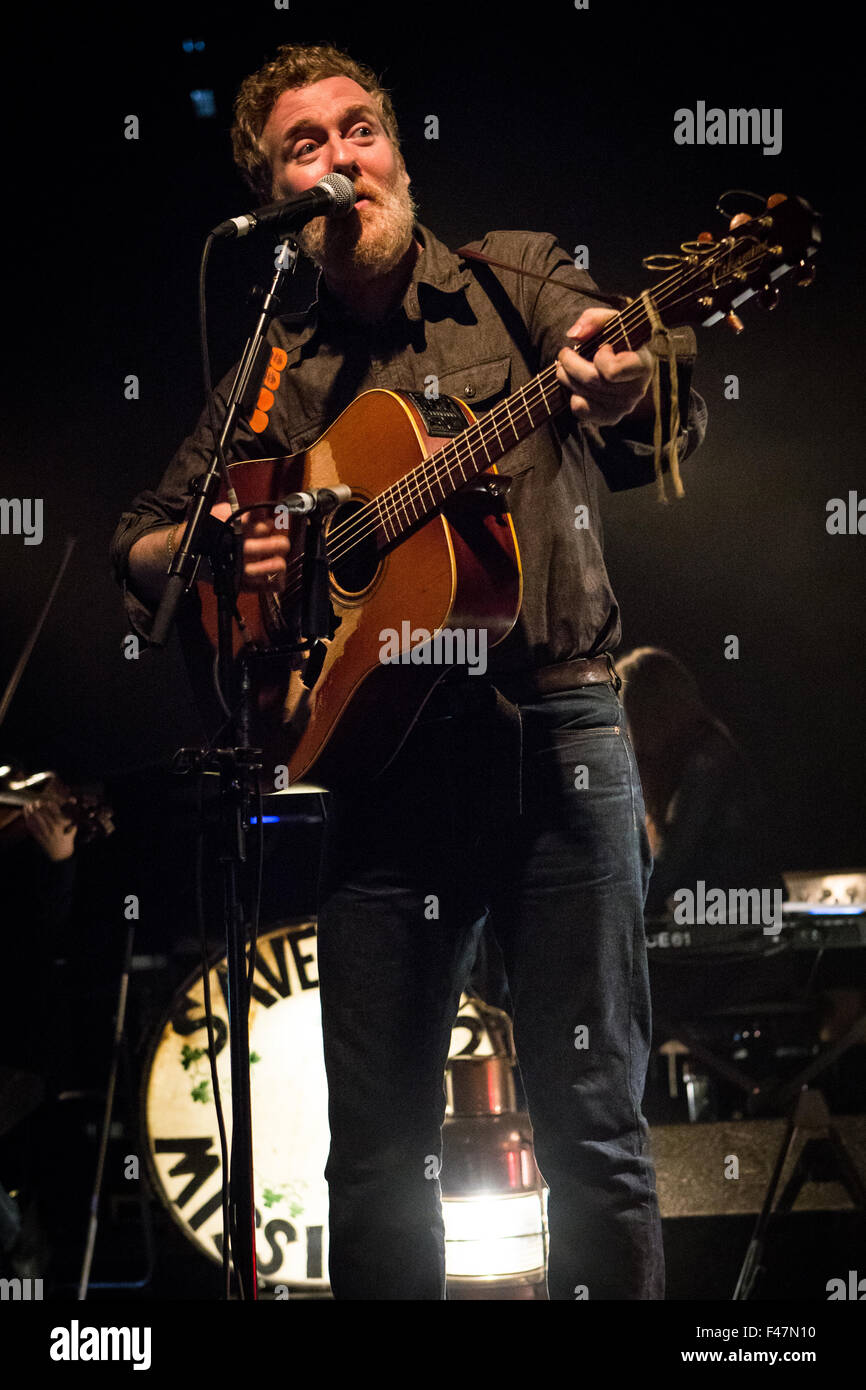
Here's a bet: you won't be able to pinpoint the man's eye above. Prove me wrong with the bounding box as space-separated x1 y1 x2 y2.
292 125 375 158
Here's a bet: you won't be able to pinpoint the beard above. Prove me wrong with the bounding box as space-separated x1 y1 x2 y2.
295 169 419 282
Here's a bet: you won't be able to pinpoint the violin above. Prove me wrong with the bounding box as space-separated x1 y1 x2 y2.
0 762 114 845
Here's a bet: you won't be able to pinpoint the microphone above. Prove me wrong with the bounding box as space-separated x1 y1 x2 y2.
211 173 357 241
277 484 352 516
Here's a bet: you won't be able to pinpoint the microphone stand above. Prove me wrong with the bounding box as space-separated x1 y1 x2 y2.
149 234 305 1301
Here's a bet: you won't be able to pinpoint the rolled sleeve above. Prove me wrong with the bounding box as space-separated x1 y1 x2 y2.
109 365 269 639
516 234 708 491
589 329 708 493
110 486 194 641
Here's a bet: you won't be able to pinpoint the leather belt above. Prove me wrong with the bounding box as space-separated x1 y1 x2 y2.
417 655 622 725
492 654 622 704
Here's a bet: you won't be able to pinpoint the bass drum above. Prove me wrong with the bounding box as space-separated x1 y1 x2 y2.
142 918 498 1291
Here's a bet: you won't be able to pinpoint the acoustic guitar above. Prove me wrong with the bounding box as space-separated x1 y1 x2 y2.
180 194 819 790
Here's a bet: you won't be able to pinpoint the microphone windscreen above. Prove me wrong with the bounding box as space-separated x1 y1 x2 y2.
318 172 357 217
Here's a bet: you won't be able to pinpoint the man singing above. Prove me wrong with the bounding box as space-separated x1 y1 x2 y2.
112 42 707 1299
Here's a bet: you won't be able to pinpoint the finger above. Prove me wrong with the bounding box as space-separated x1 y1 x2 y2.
592 342 654 382
243 536 290 560
576 389 647 425
556 372 650 424
243 557 287 584
565 307 618 340
556 349 600 390
557 359 642 405
244 553 287 572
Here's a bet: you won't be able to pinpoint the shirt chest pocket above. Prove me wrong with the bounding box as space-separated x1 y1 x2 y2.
280 354 513 455
433 355 512 413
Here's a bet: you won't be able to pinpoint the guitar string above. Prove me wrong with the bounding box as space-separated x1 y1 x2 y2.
307 236 767 567
273 238 765 604
285 235 758 563
276 235 767 593
261 236 769 599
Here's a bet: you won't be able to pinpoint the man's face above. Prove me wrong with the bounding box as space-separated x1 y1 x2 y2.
259 75 417 280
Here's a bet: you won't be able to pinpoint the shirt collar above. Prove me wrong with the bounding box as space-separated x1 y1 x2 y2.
405 221 475 315
295 222 473 334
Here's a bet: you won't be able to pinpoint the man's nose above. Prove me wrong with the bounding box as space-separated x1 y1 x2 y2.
327 136 361 176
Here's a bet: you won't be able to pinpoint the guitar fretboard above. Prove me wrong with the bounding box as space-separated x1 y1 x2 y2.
374 311 651 545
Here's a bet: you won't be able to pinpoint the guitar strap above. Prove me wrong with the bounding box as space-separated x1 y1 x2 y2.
457 245 541 381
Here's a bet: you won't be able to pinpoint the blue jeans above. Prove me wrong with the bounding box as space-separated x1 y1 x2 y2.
316 676 662 1300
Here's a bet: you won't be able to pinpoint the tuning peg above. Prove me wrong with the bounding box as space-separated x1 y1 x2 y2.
758 285 780 310
725 312 745 334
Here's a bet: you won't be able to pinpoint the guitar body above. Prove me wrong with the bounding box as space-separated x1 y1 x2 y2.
182 388 522 790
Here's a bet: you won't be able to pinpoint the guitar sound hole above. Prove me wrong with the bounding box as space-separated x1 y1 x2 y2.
327 499 380 596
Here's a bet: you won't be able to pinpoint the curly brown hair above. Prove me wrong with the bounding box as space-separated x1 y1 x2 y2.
231 42 403 202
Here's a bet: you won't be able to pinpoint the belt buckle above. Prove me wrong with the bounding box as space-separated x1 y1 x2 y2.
605 653 623 692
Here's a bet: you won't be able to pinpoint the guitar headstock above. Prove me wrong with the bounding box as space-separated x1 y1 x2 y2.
642 193 821 333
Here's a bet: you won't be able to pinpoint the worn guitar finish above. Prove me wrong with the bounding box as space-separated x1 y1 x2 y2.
182 194 819 790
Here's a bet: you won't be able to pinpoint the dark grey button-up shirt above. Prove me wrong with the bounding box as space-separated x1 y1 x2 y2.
110 221 707 674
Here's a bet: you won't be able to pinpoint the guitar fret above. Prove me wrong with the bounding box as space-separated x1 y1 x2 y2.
377 493 393 543
401 472 417 525
407 470 421 522
502 398 518 445
425 457 442 506
489 411 504 453
391 472 405 525
423 462 436 509
391 475 405 528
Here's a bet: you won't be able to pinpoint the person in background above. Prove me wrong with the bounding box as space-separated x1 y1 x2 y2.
0 785 78 1280
616 646 782 915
